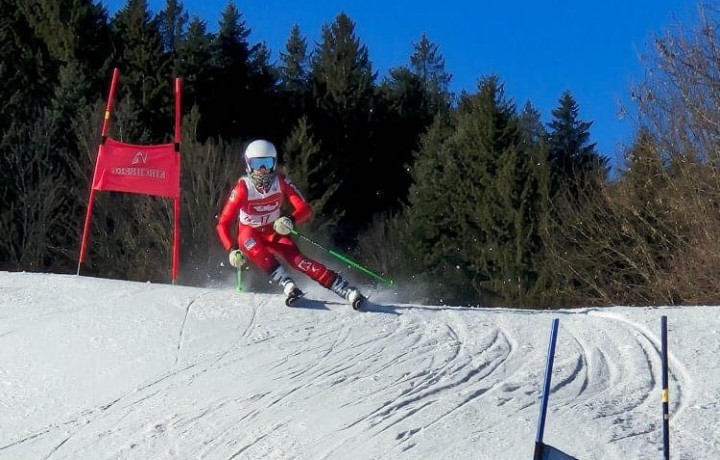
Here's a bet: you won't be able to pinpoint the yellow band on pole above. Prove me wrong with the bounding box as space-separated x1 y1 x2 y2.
662 388 669 403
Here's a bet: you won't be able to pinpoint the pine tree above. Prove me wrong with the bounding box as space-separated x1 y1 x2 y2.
452 77 522 304
279 25 310 95
0 0 55 267
18 0 111 74
110 0 171 142
245 40 280 140
202 2 276 140
215 2 252 67
410 33 453 112
0 0 54 129
546 91 607 196
49 62 93 172
157 0 188 54
278 24 311 128
518 101 546 146
405 112 455 280
407 76 548 306
509 101 553 305
203 1 252 139
376 68 427 211
0 0 115 272
282 116 339 232
174 16 213 117
308 12 377 246
375 35 451 212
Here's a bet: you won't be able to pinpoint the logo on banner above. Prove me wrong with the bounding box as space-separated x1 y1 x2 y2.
132 151 148 165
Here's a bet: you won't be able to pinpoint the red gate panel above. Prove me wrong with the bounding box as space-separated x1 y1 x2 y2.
92 139 180 198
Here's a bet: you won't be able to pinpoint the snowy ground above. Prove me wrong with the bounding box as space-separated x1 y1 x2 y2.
0 271 718 459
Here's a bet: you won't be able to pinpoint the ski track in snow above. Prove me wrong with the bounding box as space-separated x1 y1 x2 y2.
0 273 718 459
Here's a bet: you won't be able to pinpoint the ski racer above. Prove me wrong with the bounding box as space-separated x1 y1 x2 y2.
216 139 364 307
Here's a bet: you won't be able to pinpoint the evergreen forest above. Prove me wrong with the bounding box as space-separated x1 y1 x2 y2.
4 0 720 308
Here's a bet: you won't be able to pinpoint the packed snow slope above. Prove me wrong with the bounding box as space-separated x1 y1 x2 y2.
0 272 719 459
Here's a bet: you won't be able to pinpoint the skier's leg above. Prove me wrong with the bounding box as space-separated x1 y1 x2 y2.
269 235 335 286
328 274 363 306
238 228 298 296
271 235 363 306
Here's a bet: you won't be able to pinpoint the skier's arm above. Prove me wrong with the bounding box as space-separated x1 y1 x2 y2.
216 181 247 250
280 175 312 225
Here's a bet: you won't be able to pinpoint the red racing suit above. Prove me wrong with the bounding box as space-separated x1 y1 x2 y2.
216 173 336 288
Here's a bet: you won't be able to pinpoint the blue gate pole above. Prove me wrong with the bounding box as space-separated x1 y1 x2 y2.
534 318 560 460
661 315 670 460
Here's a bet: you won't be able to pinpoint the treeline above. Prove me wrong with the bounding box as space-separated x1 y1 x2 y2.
3 0 720 308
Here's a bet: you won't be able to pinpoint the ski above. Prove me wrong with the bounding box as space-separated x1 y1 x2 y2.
284 293 366 311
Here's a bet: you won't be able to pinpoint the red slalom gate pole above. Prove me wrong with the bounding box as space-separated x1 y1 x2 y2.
78 68 120 274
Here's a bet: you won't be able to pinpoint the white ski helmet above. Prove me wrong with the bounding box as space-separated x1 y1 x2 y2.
245 139 277 162
244 140 278 191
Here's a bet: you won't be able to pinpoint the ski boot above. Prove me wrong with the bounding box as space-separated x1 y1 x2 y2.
271 265 303 307
330 275 365 310
282 279 303 307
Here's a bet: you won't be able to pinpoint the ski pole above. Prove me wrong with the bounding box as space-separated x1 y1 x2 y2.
236 266 243 292
290 229 394 286
233 252 245 292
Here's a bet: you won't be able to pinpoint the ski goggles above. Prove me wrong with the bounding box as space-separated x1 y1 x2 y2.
248 157 276 171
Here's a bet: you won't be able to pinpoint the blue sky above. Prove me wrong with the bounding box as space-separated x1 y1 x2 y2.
103 0 694 169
